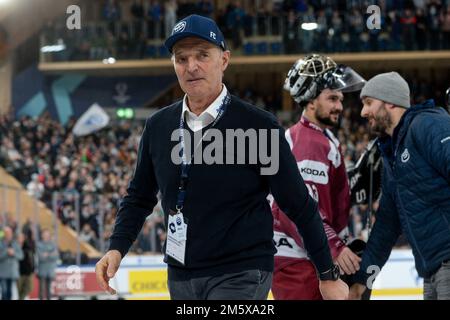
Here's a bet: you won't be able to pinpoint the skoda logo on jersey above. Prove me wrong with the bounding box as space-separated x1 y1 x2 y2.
176 217 182 226
298 160 329 184
401 148 410 163
172 21 186 34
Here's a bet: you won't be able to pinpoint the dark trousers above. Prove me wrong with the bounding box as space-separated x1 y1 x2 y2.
168 269 272 300
38 276 52 300
0 279 13 300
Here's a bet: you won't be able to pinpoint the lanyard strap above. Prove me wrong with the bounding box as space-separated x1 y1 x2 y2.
175 92 231 212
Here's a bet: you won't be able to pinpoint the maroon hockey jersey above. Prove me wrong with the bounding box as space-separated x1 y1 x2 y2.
272 116 351 271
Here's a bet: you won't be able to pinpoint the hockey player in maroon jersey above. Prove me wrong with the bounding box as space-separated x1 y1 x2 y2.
272 54 367 299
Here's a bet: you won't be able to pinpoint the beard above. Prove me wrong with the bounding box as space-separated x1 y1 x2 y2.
370 103 392 137
315 109 340 128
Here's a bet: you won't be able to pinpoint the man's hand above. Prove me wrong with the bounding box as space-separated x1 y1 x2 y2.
7 248 15 256
335 247 361 275
95 250 122 295
349 283 367 300
319 279 349 300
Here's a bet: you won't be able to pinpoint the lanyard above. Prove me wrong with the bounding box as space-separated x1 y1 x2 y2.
175 92 231 212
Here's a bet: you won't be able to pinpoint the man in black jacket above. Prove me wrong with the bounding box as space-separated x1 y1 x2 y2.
18 227 36 300
95 14 348 300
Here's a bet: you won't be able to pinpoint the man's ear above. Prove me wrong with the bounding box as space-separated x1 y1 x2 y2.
222 50 230 72
385 103 396 110
306 100 316 111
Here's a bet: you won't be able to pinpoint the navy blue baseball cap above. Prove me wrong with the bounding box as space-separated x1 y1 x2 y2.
165 14 227 53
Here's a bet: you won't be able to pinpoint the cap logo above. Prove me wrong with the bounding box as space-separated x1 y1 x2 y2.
172 21 186 34
210 31 216 40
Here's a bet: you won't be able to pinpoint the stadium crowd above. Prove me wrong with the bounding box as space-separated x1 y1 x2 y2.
42 0 450 61
0 112 166 256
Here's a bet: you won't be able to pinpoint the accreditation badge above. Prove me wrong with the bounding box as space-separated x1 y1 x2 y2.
166 211 188 265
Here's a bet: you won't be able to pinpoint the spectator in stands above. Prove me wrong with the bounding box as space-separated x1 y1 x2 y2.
428 0 442 50
441 5 450 49
0 226 24 300
18 226 35 300
37 229 59 300
80 223 99 249
130 0 144 21
177 0 198 19
299 6 316 53
330 11 344 52
133 220 153 254
227 1 246 49
198 0 214 18
103 0 121 35
314 9 328 52
117 31 131 59
164 0 178 38
401 8 417 50
148 0 162 39
415 8 428 50
283 10 300 53
26 173 44 199
130 0 145 29
105 30 117 58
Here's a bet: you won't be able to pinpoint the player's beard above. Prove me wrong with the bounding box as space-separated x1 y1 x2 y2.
370 103 392 137
315 107 340 128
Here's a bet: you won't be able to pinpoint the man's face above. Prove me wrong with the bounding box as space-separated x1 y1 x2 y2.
312 89 344 127
361 97 392 136
42 230 51 242
3 227 13 242
172 37 230 99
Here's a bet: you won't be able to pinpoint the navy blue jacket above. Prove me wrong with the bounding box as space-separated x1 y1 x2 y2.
355 100 450 284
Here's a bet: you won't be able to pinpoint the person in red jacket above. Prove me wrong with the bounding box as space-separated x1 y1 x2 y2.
272 54 366 299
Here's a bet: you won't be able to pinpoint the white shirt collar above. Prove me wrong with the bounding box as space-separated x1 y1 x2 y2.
182 85 228 131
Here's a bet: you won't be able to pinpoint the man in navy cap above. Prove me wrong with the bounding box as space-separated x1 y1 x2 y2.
96 14 349 300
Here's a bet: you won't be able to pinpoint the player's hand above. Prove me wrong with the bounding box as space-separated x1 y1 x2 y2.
95 250 121 295
319 279 349 300
335 247 361 275
349 283 367 300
